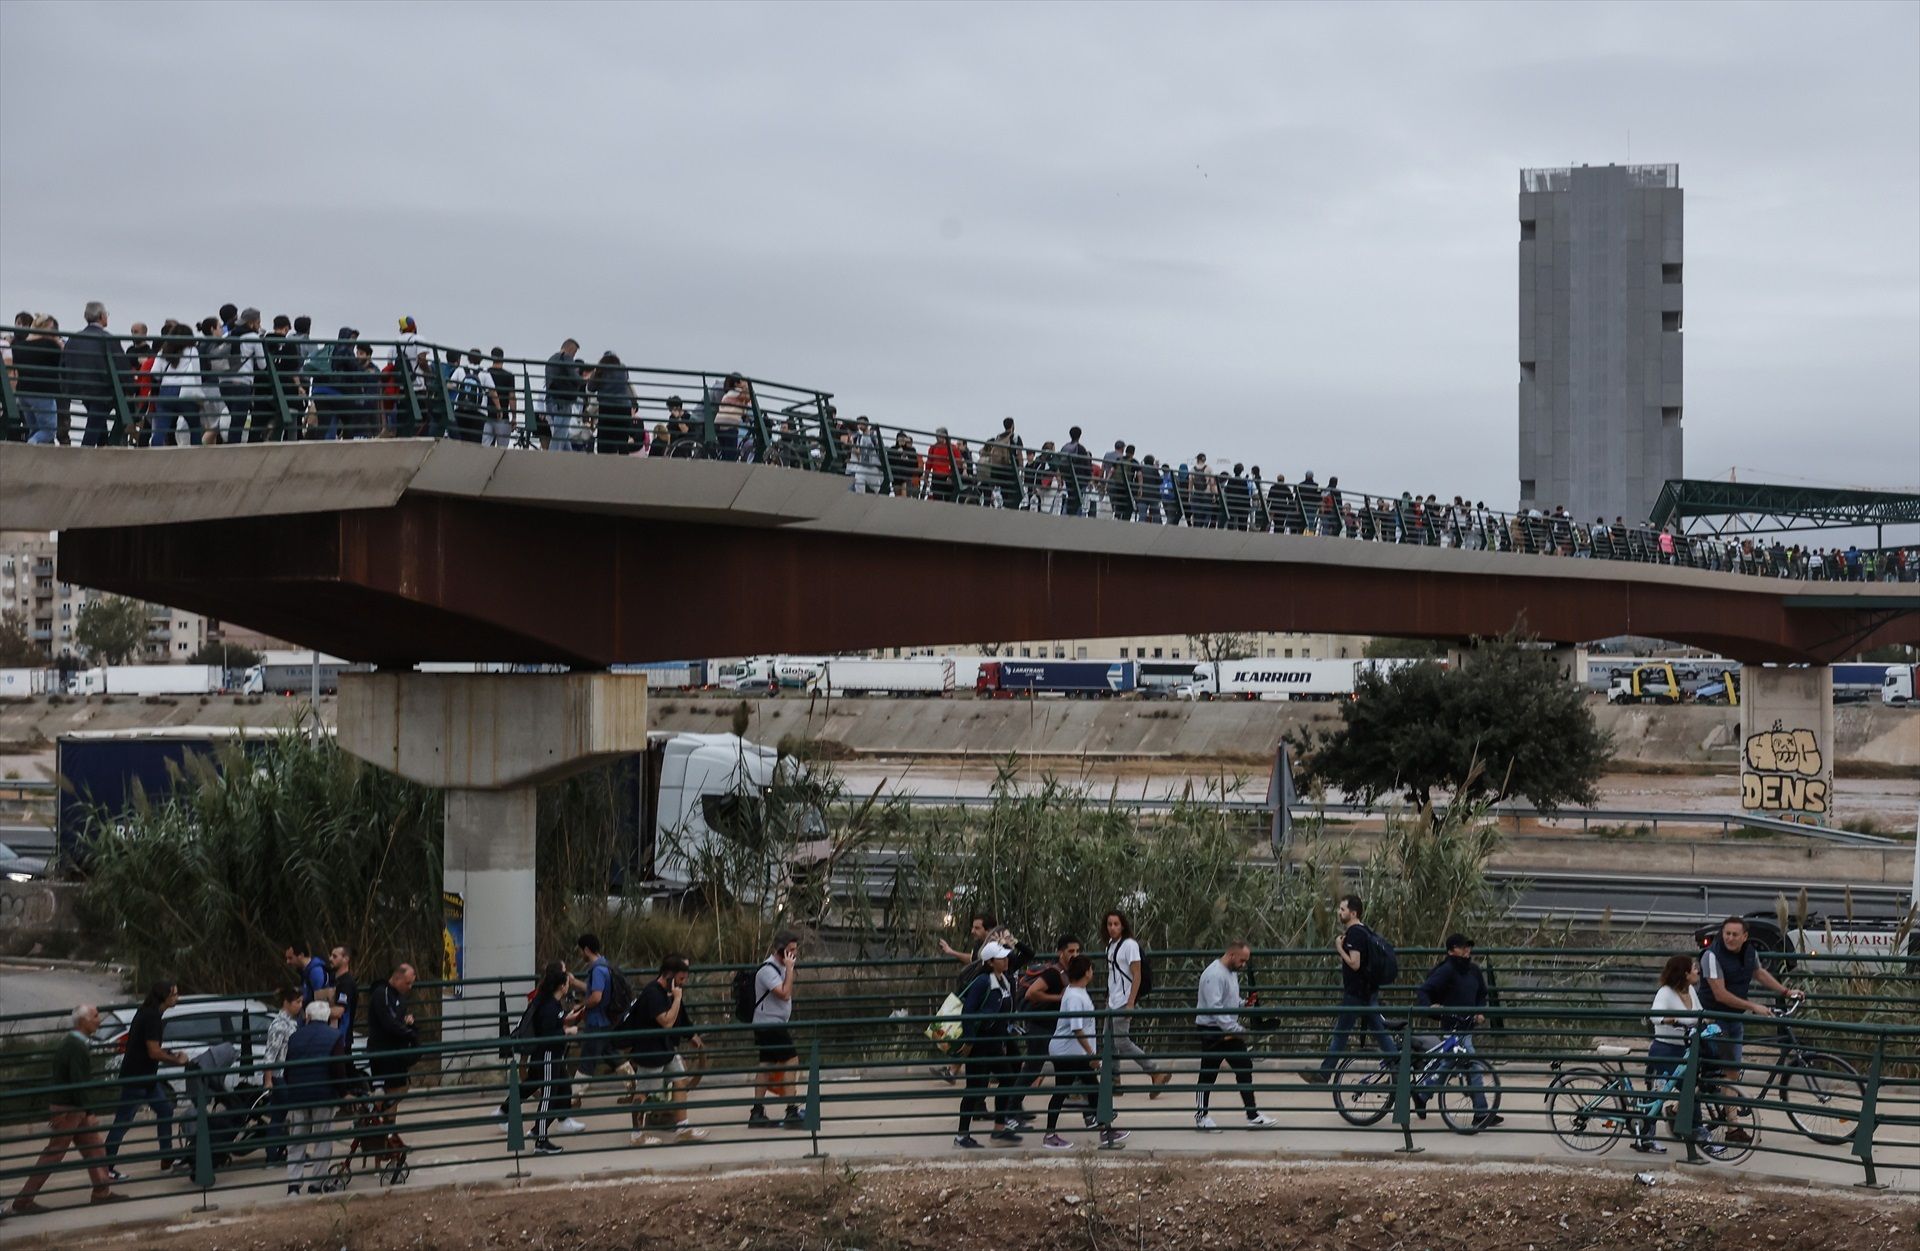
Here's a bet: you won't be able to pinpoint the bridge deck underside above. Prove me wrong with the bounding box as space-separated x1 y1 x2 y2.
54 497 1915 665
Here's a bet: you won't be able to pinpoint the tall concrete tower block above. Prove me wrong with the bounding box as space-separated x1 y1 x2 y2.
1518 164 1683 524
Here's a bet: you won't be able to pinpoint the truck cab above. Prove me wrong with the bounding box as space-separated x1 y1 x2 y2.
1606 662 1681 705
1882 664 1916 707
642 732 829 897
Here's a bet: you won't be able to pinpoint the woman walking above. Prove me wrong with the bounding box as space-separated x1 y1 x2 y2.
1043 955 1126 1150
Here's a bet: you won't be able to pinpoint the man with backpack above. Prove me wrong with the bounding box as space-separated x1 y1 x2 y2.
449 349 498 444
1103 910 1172 1096
983 418 1024 509
1061 426 1092 517
1008 934 1081 1121
621 954 708 1145
567 933 631 1112
743 932 803 1130
1305 894 1399 1084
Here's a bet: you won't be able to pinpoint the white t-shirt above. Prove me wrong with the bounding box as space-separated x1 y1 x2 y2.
1106 938 1141 1010
1649 985 1700 1042
1049 985 1096 1058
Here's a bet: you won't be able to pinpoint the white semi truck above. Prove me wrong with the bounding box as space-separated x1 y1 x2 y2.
1177 658 1413 701
66 665 225 697
808 658 955 697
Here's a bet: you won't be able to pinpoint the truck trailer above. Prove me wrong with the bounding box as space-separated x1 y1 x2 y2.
975 660 1137 697
66 665 226 697
0 668 52 699
809 658 955 697
1179 658 1412 701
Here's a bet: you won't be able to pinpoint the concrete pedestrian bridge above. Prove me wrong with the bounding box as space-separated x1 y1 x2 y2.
2 441 1914 665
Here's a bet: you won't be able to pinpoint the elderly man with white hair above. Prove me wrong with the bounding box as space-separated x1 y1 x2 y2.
281 999 345 1194
8 1005 126 1215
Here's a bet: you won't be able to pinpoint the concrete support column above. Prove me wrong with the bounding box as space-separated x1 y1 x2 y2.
1739 666 1835 823
443 789 538 1004
337 672 650 1040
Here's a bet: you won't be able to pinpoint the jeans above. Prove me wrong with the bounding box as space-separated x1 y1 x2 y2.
1644 1038 1702 1138
21 394 56 443
1415 1034 1488 1112
1107 1015 1158 1074
148 389 196 446
1319 991 1398 1074
546 399 580 450
104 1079 175 1163
1196 1027 1259 1117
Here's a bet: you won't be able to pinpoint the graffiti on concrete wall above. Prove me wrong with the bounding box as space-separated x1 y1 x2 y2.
0 882 78 933
1740 721 1829 815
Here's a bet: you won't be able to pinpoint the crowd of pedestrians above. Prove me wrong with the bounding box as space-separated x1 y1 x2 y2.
4 302 1912 582
7 907 1816 1214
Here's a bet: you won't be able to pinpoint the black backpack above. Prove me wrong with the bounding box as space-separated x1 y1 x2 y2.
1361 927 1400 989
732 959 778 1023
1136 949 1155 1001
601 963 636 1025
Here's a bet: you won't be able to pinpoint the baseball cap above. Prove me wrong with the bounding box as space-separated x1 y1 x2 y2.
979 941 1011 961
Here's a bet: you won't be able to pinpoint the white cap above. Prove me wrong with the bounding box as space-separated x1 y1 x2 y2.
979 941 1011 961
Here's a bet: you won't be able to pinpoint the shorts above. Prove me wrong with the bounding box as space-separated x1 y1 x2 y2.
754 1028 797 1065
632 1053 686 1096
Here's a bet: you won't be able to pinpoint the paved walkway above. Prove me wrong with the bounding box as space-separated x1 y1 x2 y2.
6 1059 1913 1246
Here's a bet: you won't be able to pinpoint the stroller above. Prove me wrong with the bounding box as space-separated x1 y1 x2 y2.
175 1043 274 1168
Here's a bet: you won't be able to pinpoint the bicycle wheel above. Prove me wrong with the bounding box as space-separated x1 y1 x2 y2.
667 438 709 459
1781 1051 1864 1146
1332 1056 1394 1126
1437 1058 1502 1134
1545 1067 1626 1155
1697 1087 1760 1166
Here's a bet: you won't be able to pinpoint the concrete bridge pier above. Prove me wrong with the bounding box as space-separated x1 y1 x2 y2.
1738 666 1835 825
337 672 650 1038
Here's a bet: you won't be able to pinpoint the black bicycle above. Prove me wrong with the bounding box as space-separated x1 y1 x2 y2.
1747 998 1864 1146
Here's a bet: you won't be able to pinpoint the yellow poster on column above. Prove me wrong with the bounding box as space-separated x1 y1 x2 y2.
442 891 465 997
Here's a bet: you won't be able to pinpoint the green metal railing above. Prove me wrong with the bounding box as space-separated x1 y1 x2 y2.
6 331 1912 583
0 996 1912 1215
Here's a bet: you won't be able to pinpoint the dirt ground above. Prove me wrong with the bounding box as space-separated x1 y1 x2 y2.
42 1159 1920 1251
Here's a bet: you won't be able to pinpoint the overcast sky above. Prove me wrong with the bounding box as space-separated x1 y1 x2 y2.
3 0 1916 509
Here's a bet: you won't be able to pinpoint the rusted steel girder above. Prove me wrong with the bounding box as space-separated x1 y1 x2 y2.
54 496 1916 666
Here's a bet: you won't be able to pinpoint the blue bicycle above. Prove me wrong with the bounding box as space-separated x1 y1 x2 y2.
1333 1030 1502 1134
1545 1023 1759 1165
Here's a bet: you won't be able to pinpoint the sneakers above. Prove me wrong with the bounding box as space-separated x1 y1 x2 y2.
1299 1070 1331 1086
1195 1114 1221 1132
954 1134 983 1150
555 1117 587 1136
287 1184 302 1196
1629 1139 1667 1155
930 1065 957 1085
676 1126 709 1142
1149 1071 1172 1099
747 1108 777 1129
989 1128 1022 1144
1099 1128 1129 1149
1246 1113 1278 1128
1043 1133 1073 1150
780 1106 806 1130
1723 1126 1752 1146
1411 1093 1429 1121
630 1133 663 1147
1081 1113 1099 1130
88 1193 128 1206
107 1167 125 1183
1471 1112 1505 1130
533 1139 565 1156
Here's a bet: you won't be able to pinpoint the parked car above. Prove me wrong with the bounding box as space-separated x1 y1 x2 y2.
0 840 46 882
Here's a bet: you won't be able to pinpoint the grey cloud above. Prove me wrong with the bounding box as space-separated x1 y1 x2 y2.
1 0 1914 515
